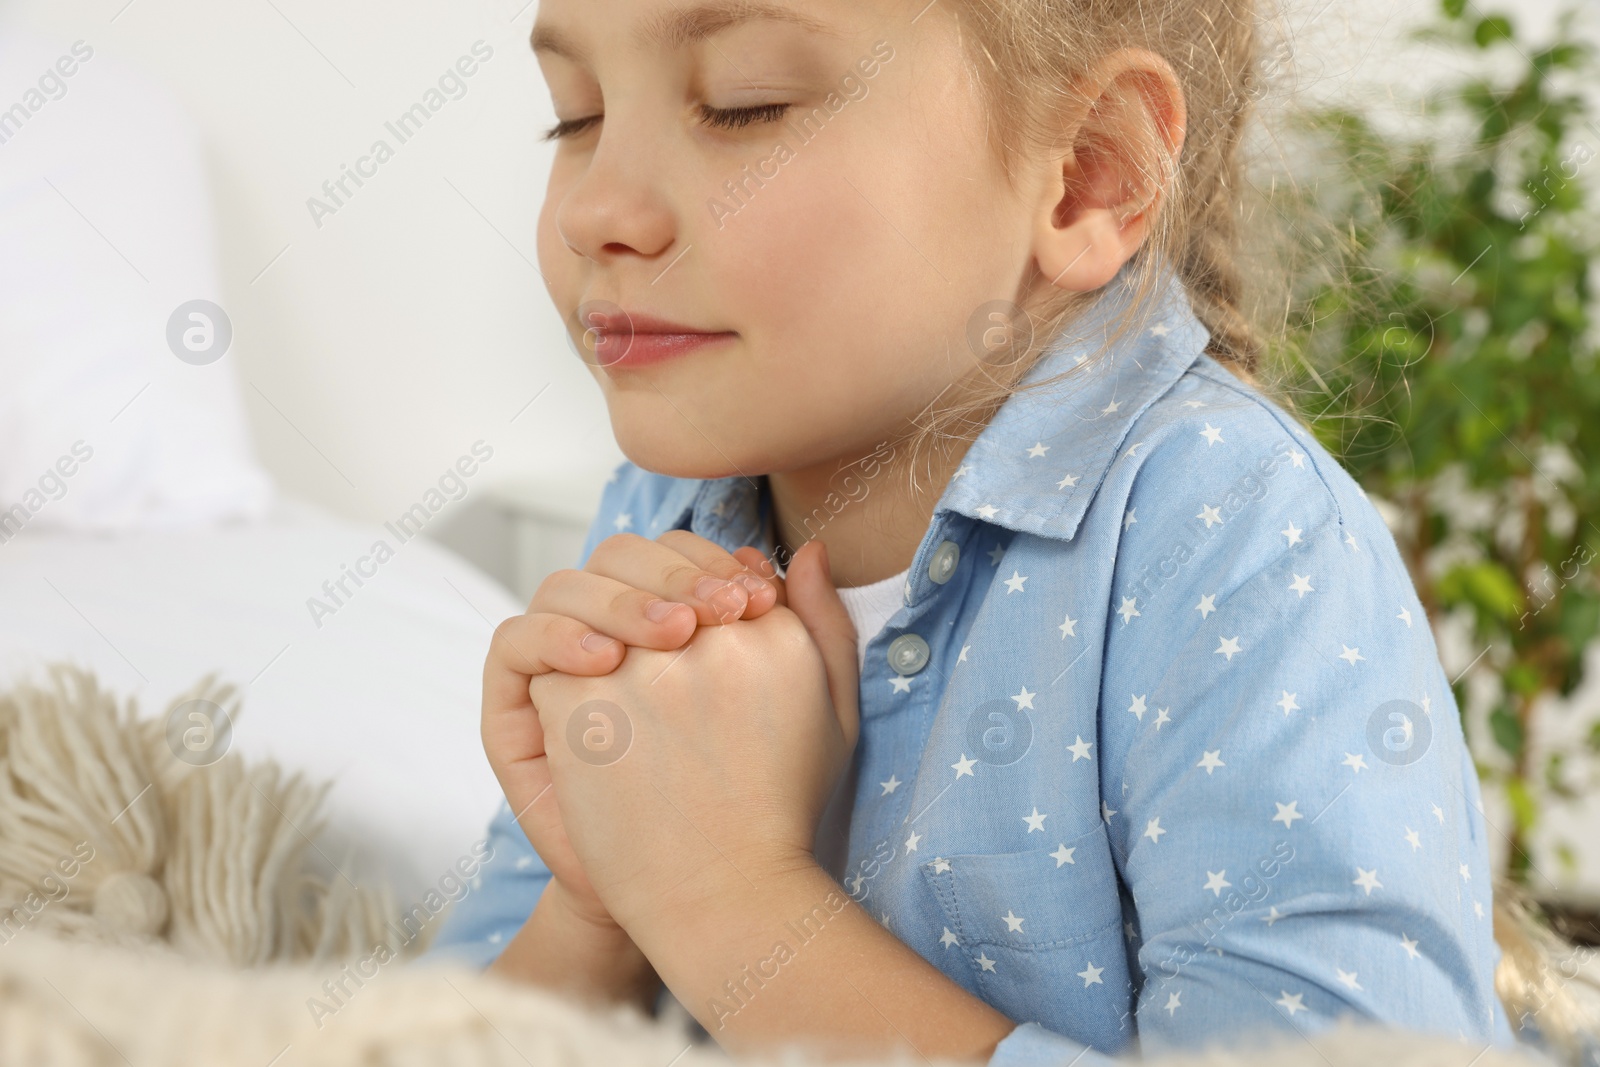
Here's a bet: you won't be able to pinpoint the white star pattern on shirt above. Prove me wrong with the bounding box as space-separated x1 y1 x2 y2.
1459 863 1471 882
976 952 996 973
1101 400 1121 415
1339 645 1365 666
613 512 633 531
533 323 1510 1047
1345 531 1360 551
1078 962 1104 987
1400 934 1421 960
1150 322 1171 337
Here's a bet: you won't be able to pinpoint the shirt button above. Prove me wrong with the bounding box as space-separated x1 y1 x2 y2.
887 633 931 675
928 540 960 585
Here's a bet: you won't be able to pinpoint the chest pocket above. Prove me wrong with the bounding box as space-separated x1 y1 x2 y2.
920 821 1123 950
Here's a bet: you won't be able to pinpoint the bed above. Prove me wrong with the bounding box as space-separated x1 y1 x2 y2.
0 498 520 901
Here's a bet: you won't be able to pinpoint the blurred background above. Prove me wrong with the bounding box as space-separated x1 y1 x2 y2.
0 0 1596 915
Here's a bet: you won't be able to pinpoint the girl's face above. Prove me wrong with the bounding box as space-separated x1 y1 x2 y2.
534 0 1042 479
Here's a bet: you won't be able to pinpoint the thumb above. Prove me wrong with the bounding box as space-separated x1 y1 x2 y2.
784 540 860 747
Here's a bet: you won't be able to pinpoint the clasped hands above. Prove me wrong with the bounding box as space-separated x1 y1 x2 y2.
481 531 861 966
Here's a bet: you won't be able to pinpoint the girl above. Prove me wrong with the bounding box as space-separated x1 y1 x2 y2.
428 0 1516 1061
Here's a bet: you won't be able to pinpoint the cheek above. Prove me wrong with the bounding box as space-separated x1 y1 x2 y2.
537 166 582 313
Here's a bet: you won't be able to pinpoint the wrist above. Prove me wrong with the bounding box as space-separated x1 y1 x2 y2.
490 880 660 1011
624 850 831 950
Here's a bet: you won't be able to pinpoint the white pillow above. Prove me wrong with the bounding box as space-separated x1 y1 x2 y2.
0 26 273 533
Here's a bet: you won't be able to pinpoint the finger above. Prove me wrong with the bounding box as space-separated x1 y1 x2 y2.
487 612 628 692
533 569 699 649
733 546 788 609
658 530 780 618
582 532 751 625
782 541 861 749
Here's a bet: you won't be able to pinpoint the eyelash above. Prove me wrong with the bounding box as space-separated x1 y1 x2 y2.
541 103 791 141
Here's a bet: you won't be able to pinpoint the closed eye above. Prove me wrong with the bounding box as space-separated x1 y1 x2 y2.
700 103 790 130
544 115 601 141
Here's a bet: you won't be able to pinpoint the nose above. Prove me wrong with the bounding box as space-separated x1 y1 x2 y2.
552 126 677 264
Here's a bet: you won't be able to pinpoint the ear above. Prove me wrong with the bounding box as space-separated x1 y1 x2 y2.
1030 48 1187 293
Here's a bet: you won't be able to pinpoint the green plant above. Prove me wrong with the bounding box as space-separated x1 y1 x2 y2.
1272 0 1600 884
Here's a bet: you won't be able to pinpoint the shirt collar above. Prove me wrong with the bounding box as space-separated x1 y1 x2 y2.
644 268 1211 549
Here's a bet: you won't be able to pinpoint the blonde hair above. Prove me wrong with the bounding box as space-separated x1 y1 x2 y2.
900 0 1266 477
896 0 1600 1058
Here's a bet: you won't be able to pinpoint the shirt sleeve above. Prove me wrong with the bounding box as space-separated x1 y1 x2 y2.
1082 409 1506 1057
419 799 553 968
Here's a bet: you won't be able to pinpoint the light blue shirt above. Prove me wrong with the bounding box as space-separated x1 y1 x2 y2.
428 272 1512 1063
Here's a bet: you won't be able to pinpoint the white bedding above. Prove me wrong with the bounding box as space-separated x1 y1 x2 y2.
0 498 522 899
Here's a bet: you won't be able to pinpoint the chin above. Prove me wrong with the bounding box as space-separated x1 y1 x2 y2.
611 422 759 482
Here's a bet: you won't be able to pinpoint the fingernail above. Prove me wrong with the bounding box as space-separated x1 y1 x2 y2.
645 598 684 623
736 573 768 596
695 576 747 619
580 631 617 652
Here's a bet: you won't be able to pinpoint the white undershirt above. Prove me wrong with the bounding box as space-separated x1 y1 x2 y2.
835 568 911 672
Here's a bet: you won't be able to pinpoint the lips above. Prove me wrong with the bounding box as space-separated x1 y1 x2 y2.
578 308 736 370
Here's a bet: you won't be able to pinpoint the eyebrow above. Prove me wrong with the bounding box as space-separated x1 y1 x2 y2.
531 1 842 62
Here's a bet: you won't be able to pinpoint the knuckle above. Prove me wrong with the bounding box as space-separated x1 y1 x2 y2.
532 568 580 607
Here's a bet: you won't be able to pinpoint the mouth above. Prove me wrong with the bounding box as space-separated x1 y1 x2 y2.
577 308 737 371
